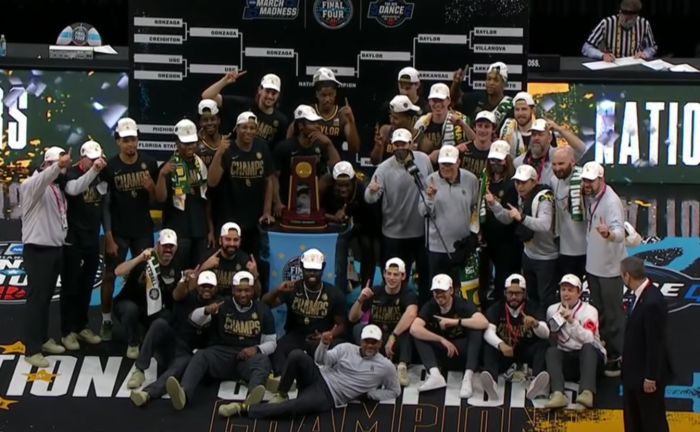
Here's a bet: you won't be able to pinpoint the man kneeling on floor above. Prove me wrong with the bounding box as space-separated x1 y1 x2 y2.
348 257 418 386
166 271 276 412
544 274 606 409
127 269 217 406
482 273 550 401
224 324 401 418
410 274 488 398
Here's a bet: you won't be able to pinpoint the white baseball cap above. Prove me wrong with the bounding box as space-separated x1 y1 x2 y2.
390 95 420 113
360 324 383 341
391 128 412 144
260 74 281 92
332 161 355 180
488 140 511 161
475 110 496 124
385 257 406 273
431 274 452 291
80 140 102 160
505 273 526 289
44 146 66 162
514 92 535 106
438 145 459 164
116 117 138 138
220 222 242 237
559 274 582 289
512 164 538 182
233 271 256 286
487 62 508 81
197 270 217 286
529 118 549 132
174 119 198 144
581 161 605 180
236 111 258 126
198 99 219 115
313 67 341 85
397 67 420 83
428 83 450 100
300 248 325 270
158 229 178 246
294 104 322 122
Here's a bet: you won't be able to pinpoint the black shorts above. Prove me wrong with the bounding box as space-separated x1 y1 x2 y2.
104 235 154 272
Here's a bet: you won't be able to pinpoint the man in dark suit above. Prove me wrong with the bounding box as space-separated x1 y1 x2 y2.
620 257 672 432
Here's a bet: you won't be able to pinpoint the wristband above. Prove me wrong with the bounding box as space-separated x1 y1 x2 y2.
603 231 611 239
390 332 398 339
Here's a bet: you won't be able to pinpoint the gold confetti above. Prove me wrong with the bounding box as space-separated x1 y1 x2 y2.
635 200 651 207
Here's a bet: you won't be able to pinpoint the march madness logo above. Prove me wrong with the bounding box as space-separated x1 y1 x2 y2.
242 0 300 20
367 0 414 28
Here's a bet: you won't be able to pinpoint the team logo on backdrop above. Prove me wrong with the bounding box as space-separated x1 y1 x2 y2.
367 0 414 28
242 0 300 20
282 256 303 282
313 0 353 30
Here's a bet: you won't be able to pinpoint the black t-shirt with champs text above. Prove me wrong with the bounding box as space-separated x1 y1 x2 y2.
313 105 348 156
173 290 214 350
222 95 289 148
105 153 159 239
361 285 418 333
209 297 275 349
422 120 445 151
115 260 181 312
161 159 208 239
65 164 104 246
273 137 330 206
205 249 251 295
419 296 479 340
219 139 274 228
197 141 226 230
485 300 544 349
279 280 346 335
460 141 490 178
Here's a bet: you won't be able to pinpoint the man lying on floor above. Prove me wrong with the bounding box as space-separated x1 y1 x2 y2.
221 324 401 418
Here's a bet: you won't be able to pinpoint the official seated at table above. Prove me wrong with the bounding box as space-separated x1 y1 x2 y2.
582 0 657 61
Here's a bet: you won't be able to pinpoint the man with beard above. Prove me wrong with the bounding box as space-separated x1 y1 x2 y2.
167 271 276 413
513 119 586 182
155 119 209 269
20 146 104 368
481 274 550 401
261 248 346 381
580 162 627 378
127 269 217 407
487 165 558 312
371 95 427 165
200 222 260 297
348 258 417 386
544 274 605 409
322 162 379 284
366 128 433 303
451 62 513 130
459 110 497 177
226 324 400 418
416 83 473 158
208 112 275 255
201 71 289 146
410 274 488 398
377 67 429 128
500 92 536 158
101 117 159 341
549 147 587 280
113 229 180 359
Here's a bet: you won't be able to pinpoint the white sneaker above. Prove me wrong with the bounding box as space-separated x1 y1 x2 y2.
418 372 446 392
128 370 146 389
42 338 66 354
77 329 101 345
526 372 550 400
397 364 409 387
459 370 474 399
126 345 139 360
480 372 499 400
24 353 49 368
61 333 80 351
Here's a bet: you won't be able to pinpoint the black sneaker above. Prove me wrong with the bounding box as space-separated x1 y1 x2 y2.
604 359 621 377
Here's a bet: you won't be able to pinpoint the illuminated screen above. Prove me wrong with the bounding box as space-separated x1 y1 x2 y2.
527 82 700 184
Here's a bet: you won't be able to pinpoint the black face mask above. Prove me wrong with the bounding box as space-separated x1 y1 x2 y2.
490 164 505 174
394 149 410 162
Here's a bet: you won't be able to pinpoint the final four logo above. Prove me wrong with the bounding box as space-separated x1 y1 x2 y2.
313 0 353 30
282 256 303 282
367 0 414 28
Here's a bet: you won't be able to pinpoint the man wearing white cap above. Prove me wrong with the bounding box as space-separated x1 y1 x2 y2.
366 127 433 302
20 145 104 367
195 99 228 168
349 257 418 386
229 324 400 418
544 274 606 409
112 229 180 359
261 248 346 378
580 161 627 377
415 83 472 154
488 164 559 312
500 92 536 158
170 270 276 413
60 140 108 351
273 104 340 212
200 222 260 296
459 110 497 177
201 70 289 145
513 118 586 182
452 62 513 130
155 119 209 269
410 274 488 397
127 269 218 407
420 145 479 290
371 94 426 165
376 67 429 128
102 116 159 341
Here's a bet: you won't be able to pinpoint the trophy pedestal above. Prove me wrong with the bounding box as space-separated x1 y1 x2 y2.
279 209 328 231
